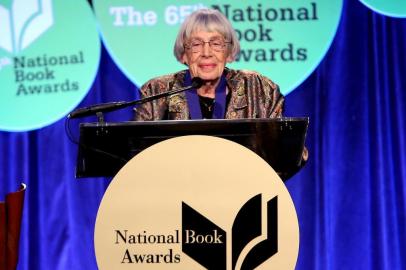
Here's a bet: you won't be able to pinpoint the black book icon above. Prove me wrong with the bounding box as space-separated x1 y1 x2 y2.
182 194 278 270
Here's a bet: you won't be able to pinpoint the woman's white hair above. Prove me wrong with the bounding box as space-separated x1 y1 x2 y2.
173 8 240 63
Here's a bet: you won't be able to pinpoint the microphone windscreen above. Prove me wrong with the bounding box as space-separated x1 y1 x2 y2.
191 77 204 88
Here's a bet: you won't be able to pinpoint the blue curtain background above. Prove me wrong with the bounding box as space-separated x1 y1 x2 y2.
1 0 405 269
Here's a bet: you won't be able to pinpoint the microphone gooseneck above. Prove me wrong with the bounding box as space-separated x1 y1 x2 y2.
67 77 204 119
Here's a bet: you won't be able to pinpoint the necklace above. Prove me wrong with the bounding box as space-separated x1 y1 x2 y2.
198 95 215 119
199 95 215 111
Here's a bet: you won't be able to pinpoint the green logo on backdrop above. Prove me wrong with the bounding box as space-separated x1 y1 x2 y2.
0 0 100 131
94 0 342 95
360 0 406 18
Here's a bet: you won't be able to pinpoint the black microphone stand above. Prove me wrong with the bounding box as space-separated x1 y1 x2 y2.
67 77 204 123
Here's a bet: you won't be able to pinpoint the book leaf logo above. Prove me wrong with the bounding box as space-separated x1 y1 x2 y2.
0 0 53 54
182 194 278 270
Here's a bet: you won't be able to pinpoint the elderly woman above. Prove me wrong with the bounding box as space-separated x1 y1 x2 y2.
135 8 284 121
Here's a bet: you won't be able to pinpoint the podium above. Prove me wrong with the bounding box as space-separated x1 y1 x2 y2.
86 119 309 268
76 117 308 181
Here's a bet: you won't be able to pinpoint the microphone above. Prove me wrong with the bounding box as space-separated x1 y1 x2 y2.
67 77 204 119
191 77 204 88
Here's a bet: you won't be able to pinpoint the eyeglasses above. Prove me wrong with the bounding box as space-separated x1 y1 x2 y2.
184 39 231 53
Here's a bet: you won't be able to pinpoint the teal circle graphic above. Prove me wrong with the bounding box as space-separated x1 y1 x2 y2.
94 0 342 95
0 0 100 132
360 0 406 18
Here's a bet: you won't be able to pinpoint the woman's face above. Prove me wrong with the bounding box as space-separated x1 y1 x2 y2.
182 31 232 83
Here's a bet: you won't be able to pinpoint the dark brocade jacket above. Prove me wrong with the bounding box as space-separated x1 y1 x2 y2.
134 68 308 175
134 68 284 120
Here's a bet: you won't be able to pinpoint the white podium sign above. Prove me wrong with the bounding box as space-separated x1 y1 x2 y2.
95 135 299 269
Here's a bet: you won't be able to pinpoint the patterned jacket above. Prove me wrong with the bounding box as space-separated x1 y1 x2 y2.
134 68 284 120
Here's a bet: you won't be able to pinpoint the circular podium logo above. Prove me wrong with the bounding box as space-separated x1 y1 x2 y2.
94 0 342 95
95 135 299 269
